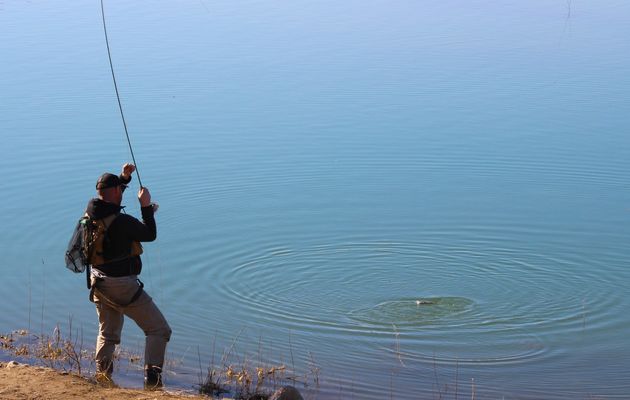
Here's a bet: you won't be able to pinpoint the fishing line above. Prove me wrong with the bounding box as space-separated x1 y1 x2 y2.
100 0 143 188
99 2 167 308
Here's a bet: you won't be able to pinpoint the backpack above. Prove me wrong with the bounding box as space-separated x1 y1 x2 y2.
65 215 90 273
65 213 143 273
65 213 118 273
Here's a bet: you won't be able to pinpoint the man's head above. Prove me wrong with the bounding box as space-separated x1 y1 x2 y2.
96 173 127 204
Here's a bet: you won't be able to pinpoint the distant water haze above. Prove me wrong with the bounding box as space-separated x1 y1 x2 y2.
1 1 629 398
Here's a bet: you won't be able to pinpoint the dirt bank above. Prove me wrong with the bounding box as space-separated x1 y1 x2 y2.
0 361 207 400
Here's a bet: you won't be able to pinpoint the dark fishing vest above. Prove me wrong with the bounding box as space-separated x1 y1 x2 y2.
85 213 143 266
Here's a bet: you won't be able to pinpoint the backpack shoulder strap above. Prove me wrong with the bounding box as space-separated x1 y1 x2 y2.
87 213 119 230
101 213 119 229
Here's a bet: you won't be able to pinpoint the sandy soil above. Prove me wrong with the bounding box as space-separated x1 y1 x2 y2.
0 361 209 400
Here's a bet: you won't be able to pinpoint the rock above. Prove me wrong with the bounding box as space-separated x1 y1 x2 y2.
6 361 24 369
269 385 304 400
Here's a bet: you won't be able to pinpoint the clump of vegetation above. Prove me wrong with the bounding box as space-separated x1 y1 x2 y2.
199 363 288 400
197 334 319 399
34 325 88 375
1 325 90 376
1 330 31 355
0 332 17 350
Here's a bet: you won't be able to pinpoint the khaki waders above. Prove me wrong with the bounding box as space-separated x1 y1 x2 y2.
90 271 171 376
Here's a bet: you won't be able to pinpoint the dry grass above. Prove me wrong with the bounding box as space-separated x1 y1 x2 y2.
2 324 324 400
197 333 319 400
1 325 90 376
199 362 291 400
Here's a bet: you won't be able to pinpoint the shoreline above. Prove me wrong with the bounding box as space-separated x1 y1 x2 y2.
1 330 307 400
0 361 211 400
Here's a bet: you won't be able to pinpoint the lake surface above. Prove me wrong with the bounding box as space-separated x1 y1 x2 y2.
1 1 630 398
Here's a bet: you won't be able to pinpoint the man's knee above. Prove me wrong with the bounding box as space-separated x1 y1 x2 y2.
165 322 172 341
98 332 121 345
158 323 172 342
144 320 171 341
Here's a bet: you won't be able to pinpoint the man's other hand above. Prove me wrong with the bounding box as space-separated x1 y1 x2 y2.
138 187 152 207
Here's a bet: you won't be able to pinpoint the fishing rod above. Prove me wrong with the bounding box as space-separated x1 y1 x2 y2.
100 0 143 188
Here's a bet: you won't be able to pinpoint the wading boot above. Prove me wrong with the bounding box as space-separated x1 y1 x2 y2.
95 372 115 386
144 365 163 390
95 362 115 387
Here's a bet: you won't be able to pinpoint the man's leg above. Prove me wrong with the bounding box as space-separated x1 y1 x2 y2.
124 290 171 388
95 301 124 380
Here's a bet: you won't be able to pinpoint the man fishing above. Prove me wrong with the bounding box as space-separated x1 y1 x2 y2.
86 163 171 389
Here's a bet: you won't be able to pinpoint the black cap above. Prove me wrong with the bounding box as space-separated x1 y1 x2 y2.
96 173 121 190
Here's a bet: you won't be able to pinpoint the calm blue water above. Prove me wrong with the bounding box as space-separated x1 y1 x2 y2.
2 1 630 398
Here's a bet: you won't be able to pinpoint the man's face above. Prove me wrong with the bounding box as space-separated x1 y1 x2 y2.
114 184 126 205
113 185 127 205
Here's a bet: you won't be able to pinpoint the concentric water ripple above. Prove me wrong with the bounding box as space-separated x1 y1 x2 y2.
200 237 625 367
